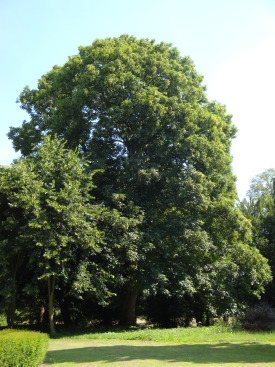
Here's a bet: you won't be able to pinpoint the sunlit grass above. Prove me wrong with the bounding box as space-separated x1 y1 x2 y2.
45 329 275 367
53 324 275 344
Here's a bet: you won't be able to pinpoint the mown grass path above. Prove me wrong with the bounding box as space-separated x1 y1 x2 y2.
44 338 275 366
41 326 275 366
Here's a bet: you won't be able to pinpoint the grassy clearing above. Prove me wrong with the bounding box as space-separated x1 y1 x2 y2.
43 326 275 366
45 338 275 367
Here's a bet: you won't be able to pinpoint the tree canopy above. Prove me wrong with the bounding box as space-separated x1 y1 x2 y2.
6 35 272 326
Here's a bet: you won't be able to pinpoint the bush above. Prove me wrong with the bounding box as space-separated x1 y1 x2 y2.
0 329 49 367
0 314 7 327
242 303 275 331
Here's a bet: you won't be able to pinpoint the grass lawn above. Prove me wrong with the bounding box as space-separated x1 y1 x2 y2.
43 326 275 366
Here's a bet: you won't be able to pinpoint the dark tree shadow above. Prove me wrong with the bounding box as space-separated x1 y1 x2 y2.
45 342 275 364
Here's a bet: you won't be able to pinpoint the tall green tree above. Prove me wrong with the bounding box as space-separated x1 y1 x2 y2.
0 164 40 327
0 136 106 333
8 35 271 324
240 169 275 306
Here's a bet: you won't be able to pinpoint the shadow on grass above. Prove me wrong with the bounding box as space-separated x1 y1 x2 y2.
46 343 275 364
49 326 139 339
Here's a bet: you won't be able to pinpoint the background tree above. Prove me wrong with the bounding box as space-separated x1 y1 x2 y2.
8 35 272 324
239 169 275 307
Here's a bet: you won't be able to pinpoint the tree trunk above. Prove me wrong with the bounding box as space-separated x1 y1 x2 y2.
205 313 210 326
59 297 73 326
119 287 138 326
39 305 46 324
48 275 56 334
6 262 18 328
6 294 16 328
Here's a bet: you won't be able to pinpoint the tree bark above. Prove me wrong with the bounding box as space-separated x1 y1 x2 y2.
119 287 138 326
39 305 46 324
6 294 16 328
6 261 19 328
48 275 56 334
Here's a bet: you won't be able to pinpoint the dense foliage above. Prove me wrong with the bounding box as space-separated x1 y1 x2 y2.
239 169 275 307
242 303 275 330
0 329 48 367
0 136 107 333
1 35 272 330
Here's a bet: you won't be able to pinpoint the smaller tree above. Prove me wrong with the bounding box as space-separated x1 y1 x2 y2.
0 164 40 327
239 169 275 307
0 136 106 333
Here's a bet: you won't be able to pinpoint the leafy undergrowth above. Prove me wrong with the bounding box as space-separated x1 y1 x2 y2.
51 325 275 344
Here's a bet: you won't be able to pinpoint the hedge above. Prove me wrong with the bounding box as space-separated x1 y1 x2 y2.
0 329 49 367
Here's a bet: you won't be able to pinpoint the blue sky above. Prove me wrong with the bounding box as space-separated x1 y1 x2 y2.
1 0 275 199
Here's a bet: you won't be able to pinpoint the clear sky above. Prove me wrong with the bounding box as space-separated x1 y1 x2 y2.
1 0 274 199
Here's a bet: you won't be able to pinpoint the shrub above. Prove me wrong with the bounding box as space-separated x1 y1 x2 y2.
0 329 49 367
0 314 7 327
242 303 275 331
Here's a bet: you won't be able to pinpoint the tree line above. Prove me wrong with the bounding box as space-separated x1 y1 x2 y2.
0 35 273 333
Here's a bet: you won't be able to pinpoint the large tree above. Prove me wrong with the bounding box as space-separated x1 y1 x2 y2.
8 35 271 324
